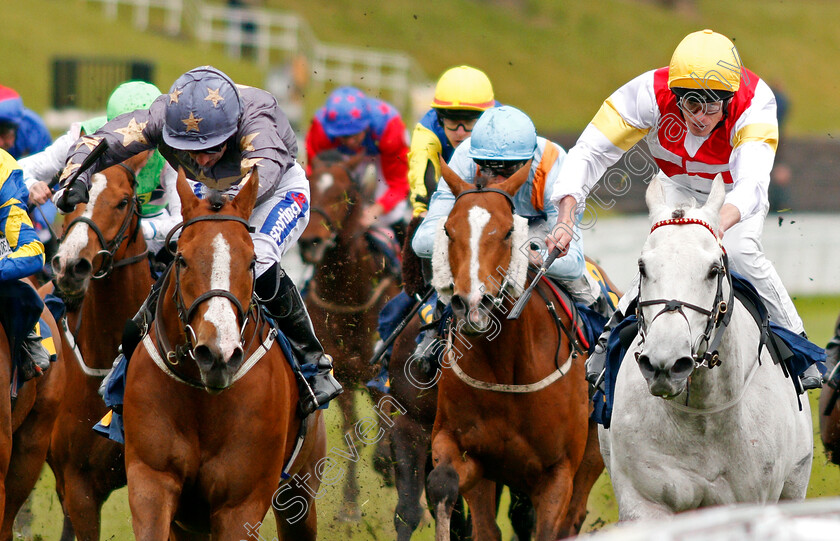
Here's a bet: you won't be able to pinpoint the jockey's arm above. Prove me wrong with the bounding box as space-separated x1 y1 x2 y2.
303 119 331 178
19 124 82 205
548 72 657 253
374 116 410 215
407 123 443 217
411 182 454 259
0 160 44 281
723 79 779 231
54 108 159 201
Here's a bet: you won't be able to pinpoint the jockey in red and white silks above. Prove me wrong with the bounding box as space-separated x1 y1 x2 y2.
549 29 803 336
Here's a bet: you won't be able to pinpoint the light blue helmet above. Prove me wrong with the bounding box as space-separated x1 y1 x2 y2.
468 105 537 161
163 66 242 151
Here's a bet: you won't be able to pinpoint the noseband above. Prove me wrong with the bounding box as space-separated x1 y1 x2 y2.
155 213 259 371
636 217 734 369
60 163 148 279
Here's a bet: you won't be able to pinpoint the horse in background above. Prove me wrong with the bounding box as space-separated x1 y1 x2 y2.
298 151 401 518
123 167 326 538
0 279 64 540
48 153 153 541
601 176 812 520
425 162 603 540
819 311 840 466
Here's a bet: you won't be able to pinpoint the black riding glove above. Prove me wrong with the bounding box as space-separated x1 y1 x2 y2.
56 181 89 213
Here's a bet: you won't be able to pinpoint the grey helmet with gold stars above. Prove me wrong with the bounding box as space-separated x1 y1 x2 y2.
163 66 242 151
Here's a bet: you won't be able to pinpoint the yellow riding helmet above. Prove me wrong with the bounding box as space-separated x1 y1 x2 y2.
668 29 741 94
431 66 495 112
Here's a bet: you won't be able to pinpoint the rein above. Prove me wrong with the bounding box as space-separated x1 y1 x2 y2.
637 216 735 370
60 163 148 280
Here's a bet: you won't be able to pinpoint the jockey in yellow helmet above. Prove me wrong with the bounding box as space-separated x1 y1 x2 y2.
408 66 497 217
546 29 821 391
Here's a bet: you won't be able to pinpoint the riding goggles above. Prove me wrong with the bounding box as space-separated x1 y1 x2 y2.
677 97 725 116
474 159 528 178
441 118 478 133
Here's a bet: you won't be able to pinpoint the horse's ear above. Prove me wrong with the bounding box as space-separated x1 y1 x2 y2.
125 150 152 175
495 160 532 196
645 174 668 219
176 167 200 217
703 174 726 215
440 156 471 197
232 167 259 218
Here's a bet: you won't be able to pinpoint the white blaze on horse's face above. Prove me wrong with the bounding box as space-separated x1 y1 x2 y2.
202 233 242 361
637 226 722 398
316 172 334 194
465 206 492 330
55 173 109 271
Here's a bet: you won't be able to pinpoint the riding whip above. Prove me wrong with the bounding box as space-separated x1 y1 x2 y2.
50 138 110 190
507 246 562 320
368 286 435 366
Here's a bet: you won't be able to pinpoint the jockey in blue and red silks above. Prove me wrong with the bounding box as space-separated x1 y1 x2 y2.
305 86 410 241
546 29 822 391
52 66 342 415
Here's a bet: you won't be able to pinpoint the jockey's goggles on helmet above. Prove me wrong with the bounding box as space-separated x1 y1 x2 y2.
474 159 528 178
441 118 478 133
677 97 724 116
191 142 227 155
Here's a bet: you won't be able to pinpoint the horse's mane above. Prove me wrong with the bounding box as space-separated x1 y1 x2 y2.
206 190 226 211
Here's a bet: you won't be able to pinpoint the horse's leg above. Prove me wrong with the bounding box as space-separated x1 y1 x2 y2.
370 389 395 487
1 404 55 540
558 418 605 537
461 478 501 541
427 430 483 541
211 497 274 541
391 414 428 541
127 462 182 541
169 523 210 541
530 461 575 541
274 471 319 541
337 388 360 520
508 488 535 541
819 385 840 466
60 468 106 541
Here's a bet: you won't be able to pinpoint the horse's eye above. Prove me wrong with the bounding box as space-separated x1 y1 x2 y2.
504 228 513 240
443 226 450 238
708 265 722 280
638 259 646 278
117 198 129 210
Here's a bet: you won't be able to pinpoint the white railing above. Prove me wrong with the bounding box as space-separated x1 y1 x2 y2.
87 0 429 117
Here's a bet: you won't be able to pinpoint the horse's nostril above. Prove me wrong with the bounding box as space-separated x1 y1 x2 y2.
71 259 92 279
637 354 654 378
51 255 62 275
450 295 466 317
671 356 695 379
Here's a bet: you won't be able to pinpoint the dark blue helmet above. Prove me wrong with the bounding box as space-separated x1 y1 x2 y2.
321 86 370 138
163 66 242 151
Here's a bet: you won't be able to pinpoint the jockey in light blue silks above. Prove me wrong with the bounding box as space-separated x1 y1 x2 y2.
53 66 342 415
411 106 612 368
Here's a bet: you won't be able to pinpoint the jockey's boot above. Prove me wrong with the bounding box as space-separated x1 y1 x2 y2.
800 363 823 391
586 306 626 391
121 276 165 362
256 264 343 416
412 301 444 376
20 329 51 379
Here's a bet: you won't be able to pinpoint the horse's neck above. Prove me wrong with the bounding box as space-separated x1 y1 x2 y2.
678 302 760 411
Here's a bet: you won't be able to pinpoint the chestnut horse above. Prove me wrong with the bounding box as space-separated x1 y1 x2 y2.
123 168 326 538
389 258 617 541
819 311 840 466
48 153 153 541
0 280 64 540
298 153 400 517
425 162 603 541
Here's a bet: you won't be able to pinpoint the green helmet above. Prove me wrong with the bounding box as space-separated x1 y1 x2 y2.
106 81 162 121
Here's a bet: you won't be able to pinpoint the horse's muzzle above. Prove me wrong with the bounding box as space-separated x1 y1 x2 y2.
52 255 93 295
450 293 497 335
194 343 245 393
637 353 693 398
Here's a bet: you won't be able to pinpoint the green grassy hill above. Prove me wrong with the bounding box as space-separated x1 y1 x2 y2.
5 0 840 136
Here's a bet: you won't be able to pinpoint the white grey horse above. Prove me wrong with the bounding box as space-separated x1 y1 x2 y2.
600 175 813 521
